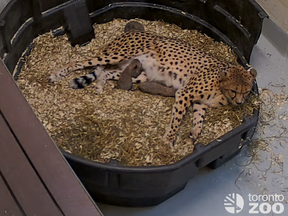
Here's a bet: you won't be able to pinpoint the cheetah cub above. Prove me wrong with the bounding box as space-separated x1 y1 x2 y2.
50 31 257 146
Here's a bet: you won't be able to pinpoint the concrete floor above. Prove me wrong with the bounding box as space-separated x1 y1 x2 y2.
256 0 288 35
1 1 288 215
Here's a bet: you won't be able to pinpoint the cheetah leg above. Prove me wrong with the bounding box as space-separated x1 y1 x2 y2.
188 102 208 142
132 72 148 83
49 56 127 83
95 70 148 93
69 67 148 92
163 88 191 146
94 70 122 94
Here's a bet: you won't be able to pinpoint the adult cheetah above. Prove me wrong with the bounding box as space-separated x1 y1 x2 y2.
49 31 257 146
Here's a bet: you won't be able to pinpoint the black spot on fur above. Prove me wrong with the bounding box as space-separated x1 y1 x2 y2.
173 73 177 80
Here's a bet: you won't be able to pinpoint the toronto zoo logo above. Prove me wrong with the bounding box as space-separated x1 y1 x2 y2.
224 193 244 214
224 193 285 214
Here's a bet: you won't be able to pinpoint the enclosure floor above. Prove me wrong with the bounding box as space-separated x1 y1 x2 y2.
97 18 288 216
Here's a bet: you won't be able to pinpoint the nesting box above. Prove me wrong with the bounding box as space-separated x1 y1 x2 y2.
0 0 267 207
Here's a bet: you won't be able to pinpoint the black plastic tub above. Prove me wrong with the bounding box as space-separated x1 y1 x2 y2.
1 0 267 207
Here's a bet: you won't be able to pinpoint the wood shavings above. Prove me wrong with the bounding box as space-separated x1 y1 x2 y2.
16 18 259 166
249 86 288 162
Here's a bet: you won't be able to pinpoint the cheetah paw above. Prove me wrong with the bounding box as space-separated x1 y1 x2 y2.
49 73 59 83
188 131 199 142
162 134 176 147
184 137 195 145
95 85 104 94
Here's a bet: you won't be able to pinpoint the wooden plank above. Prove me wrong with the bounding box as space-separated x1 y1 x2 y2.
0 173 24 216
0 61 102 216
0 114 63 216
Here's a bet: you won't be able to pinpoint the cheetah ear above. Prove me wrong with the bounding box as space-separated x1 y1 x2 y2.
248 68 257 78
219 70 228 81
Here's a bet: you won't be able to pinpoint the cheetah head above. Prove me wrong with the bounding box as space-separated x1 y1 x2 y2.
219 66 257 105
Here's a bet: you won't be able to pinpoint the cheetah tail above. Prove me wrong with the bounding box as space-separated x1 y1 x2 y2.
69 71 98 89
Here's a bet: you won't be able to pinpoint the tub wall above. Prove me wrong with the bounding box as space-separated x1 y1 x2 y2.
1 0 288 36
0 0 9 12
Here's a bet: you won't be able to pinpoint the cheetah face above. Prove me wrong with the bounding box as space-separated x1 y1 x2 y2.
222 87 252 105
220 67 257 105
